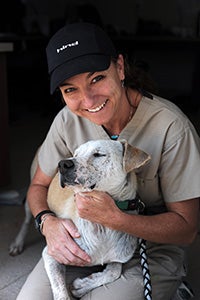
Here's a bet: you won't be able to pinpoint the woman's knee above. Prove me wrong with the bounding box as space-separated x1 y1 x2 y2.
16 258 53 300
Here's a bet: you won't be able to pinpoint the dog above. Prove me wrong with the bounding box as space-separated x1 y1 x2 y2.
9 139 194 300
42 139 150 299
9 151 39 256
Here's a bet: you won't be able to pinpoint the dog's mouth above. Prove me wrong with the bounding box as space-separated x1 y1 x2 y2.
60 174 96 191
60 176 75 188
89 183 96 190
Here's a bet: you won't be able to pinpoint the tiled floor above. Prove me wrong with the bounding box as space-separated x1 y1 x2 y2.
0 107 199 300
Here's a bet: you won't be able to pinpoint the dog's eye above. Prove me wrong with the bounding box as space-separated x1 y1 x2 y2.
93 153 106 157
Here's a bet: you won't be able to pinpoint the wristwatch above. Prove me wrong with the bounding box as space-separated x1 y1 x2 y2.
34 210 55 234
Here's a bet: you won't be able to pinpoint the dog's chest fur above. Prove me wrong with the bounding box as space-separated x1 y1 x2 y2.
47 173 138 266
74 217 137 265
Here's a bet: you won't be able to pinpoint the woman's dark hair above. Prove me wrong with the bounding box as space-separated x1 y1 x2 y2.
112 55 158 95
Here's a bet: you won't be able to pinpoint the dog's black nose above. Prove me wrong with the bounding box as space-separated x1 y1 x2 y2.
58 160 74 173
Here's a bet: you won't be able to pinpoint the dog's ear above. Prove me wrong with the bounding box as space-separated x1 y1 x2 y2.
121 141 151 173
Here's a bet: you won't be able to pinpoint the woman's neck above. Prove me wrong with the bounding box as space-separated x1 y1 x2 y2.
103 89 141 138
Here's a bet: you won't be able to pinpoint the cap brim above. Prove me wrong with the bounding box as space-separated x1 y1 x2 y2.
50 54 111 94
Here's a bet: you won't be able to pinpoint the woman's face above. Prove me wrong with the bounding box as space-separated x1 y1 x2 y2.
59 55 125 126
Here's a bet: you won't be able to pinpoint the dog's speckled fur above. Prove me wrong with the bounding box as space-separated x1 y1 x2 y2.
43 140 150 299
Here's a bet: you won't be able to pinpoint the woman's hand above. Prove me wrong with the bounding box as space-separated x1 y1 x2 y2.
42 215 91 265
75 192 199 245
75 191 121 227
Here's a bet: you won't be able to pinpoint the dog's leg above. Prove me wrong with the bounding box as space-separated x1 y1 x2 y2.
42 247 71 300
9 148 40 256
71 262 122 298
9 200 32 256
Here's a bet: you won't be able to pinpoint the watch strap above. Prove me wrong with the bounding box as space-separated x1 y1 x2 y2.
34 210 55 234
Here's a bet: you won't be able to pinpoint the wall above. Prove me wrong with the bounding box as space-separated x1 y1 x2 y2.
7 0 200 111
21 0 200 36
42 0 200 37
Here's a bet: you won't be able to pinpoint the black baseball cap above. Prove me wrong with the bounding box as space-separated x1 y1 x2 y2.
46 22 118 94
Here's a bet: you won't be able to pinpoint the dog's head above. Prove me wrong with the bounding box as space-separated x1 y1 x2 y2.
58 140 150 198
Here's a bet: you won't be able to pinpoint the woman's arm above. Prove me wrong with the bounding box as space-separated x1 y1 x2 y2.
27 165 52 216
27 165 91 265
75 191 199 245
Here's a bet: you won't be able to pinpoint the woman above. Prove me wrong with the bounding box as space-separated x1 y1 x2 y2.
17 22 200 300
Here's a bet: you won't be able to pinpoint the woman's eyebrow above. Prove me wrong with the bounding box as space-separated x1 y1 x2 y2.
87 72 95 78
59 82 70 87
59 72 96 87
59 82 72 87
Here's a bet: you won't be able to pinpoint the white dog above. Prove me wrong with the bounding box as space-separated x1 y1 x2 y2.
43 139 150 300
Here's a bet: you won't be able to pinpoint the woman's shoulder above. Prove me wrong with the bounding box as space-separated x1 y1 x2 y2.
52 105 87 127
53 105 90 125
143 94 192 128
147 95 199 148
138 94 200 147
54 105 74 121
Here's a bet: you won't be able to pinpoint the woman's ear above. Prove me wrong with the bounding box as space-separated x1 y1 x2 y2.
116 54 125 81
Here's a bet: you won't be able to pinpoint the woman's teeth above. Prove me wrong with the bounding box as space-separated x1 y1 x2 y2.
87 100 107 112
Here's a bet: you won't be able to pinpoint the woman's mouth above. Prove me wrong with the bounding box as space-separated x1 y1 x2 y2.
87 99 108 113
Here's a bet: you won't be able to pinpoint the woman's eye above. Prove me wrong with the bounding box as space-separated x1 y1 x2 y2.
92 75 104 84
63 87 76 94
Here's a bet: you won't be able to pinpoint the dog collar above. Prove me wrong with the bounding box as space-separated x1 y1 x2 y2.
116 195 145 212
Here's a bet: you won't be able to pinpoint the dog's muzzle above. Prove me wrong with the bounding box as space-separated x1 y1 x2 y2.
58 159 75 173
58 159 76 187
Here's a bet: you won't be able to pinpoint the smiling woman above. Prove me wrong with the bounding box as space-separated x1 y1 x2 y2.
58 58 142 138
17 22 200 300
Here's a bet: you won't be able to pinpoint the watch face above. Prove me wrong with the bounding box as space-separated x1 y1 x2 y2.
34 214 43 231
34 218 40 230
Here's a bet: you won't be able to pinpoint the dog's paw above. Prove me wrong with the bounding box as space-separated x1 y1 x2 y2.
71 277 92 298
52 295 70 300
9 241 24 256
53 295 70 300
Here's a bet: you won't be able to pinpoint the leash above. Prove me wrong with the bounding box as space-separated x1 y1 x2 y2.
139 238 152 300
136 197 152 300
136 198 152 300
116 196 152 300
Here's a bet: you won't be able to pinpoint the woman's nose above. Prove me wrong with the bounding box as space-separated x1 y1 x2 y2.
81 88 99 107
